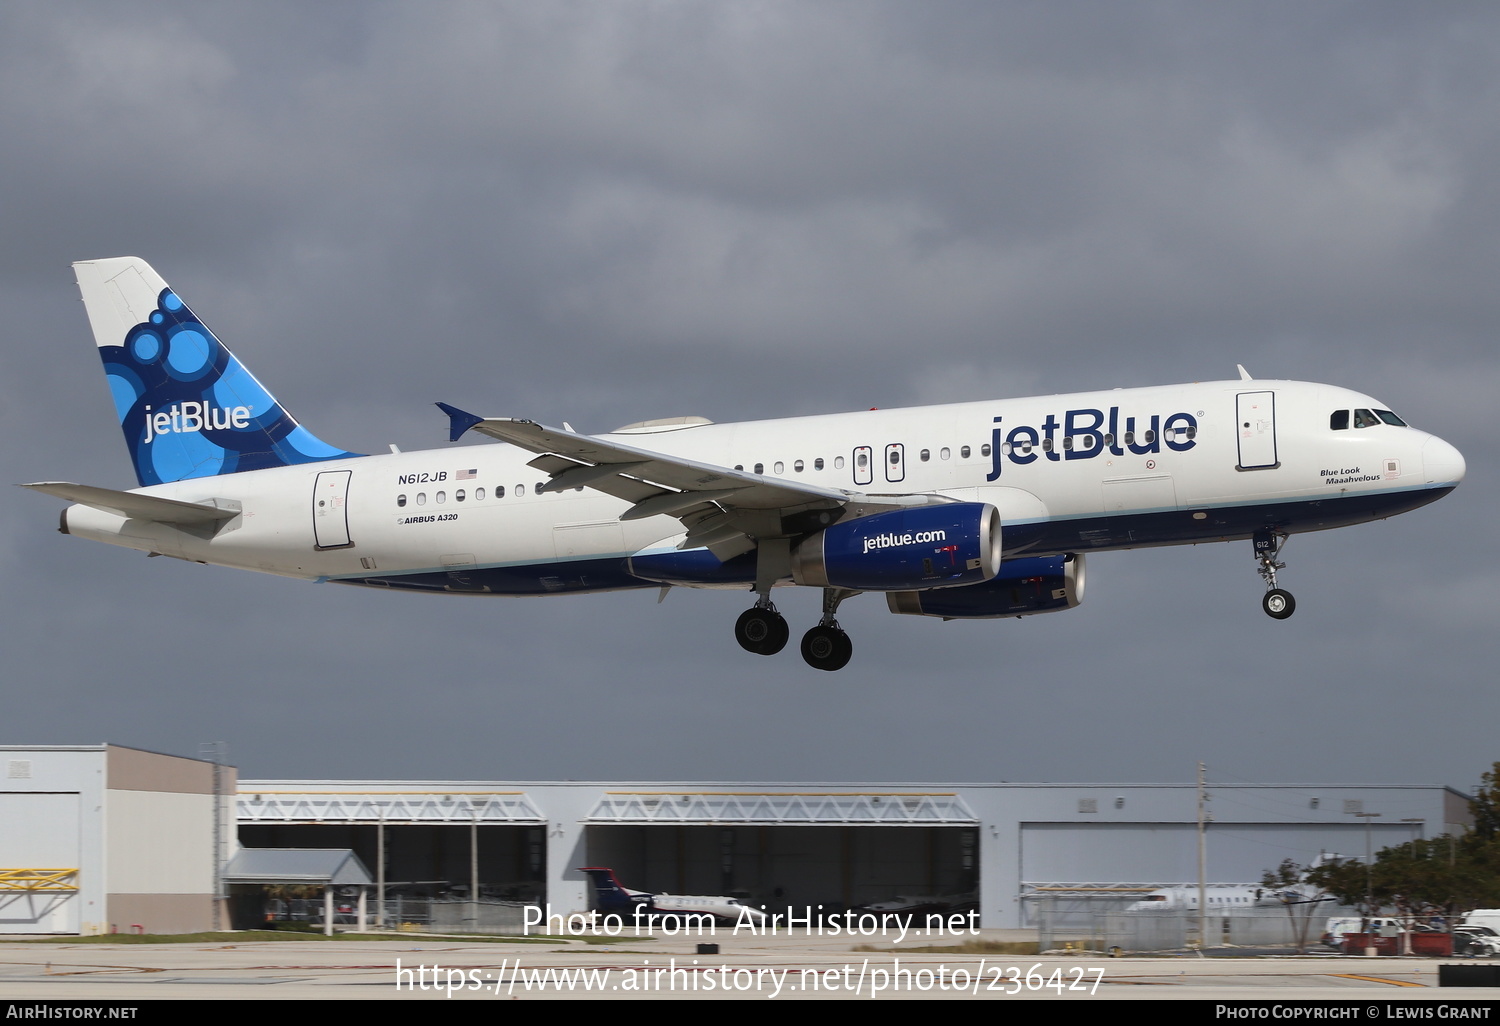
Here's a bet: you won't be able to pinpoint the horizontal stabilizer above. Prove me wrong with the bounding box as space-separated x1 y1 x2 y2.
20 482 239 525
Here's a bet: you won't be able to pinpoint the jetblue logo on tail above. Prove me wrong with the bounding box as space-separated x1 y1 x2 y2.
142 402 253 443
98 287 360 485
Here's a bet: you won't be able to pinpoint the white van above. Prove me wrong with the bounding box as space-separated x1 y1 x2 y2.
1321 916 1402 948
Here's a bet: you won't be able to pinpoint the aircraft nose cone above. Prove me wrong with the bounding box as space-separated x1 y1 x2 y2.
1423 435 1466 486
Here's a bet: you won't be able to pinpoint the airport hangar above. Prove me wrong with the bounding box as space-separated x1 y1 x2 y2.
1 745 1472 933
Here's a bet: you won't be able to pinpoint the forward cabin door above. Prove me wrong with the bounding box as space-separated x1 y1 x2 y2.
1235 391 1279 470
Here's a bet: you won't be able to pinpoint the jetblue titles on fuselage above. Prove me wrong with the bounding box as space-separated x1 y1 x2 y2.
987 405 1198 479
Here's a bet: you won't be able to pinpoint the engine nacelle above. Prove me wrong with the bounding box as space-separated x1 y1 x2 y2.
886 553 1085 618
791 503 1001 591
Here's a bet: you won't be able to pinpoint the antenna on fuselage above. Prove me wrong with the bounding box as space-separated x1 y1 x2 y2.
1236 364 1253 381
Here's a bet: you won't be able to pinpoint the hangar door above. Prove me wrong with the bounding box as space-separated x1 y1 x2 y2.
0 792 81 933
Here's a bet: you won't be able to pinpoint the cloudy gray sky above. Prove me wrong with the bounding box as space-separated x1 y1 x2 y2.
1 2 1494 792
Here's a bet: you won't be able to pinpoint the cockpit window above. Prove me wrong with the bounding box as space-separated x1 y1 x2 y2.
1375 409 1407 427
1330 410 1349 431
1354 409 1380 428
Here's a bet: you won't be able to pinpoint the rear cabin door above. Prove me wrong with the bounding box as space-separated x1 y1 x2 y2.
312 470 353 549
1235 391 1279 470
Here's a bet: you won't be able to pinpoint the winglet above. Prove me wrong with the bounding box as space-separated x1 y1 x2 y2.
436 402 485 442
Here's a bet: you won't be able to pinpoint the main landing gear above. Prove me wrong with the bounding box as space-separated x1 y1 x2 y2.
800 588 856 672
735 588 857 670
1253 529 1296 620
734 602 789 655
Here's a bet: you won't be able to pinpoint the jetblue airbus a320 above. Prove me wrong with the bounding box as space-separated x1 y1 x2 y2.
27 257 1466 671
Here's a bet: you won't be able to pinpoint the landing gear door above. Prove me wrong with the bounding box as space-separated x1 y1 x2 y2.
1236 391 1279 470
313 469 353 549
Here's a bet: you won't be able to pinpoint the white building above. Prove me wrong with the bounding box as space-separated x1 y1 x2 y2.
1 745 234 934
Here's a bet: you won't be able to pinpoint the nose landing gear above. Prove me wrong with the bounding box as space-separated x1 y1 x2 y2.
1254 529 1295 620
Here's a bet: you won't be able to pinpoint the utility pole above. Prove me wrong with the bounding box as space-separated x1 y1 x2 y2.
1354 811 1382 956
1197 761 1209 948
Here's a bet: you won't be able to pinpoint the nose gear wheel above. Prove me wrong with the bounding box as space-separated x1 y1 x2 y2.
1253 529 1295 619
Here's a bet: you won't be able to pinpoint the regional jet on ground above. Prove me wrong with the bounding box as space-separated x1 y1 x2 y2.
26 258 1465 670
578 867 768 925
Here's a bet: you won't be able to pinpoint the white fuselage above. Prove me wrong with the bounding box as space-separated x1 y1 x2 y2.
61 378 1464 596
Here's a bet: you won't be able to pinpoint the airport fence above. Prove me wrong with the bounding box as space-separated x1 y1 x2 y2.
1033 895 1355 953
379 898 531 934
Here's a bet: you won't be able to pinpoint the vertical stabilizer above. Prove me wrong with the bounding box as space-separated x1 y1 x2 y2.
577 867 649 912
74 257 361 486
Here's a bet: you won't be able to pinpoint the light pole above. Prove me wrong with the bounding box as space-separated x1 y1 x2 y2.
1354 812 1382 956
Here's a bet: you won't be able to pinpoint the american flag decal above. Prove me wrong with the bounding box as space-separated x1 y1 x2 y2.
457 468 477 480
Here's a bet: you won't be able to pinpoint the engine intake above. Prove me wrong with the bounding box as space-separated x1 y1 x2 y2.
792 503 1000 591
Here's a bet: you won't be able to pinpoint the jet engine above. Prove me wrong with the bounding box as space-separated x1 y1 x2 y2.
886 553 1085 618
791 502 1001 591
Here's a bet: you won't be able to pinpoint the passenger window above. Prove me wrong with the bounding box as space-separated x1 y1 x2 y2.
1144 430 1155 444
1042 438 1053 452
1125 432 1135 445
735 465 743 471
516 484 526 496
397 494 407 507
536 482 545 493
475 488 485 501
1354 409 1379 428
835 456 845 469
1104 433 1115 447
980 443 991 457
416 493 427 506
1330 410 1349 430
919 449 930 462
455 489 466 502
814 458 824 471
495 486 505 498
436 491 446 504
960 445 970 459
1062 436 1073 450
754 463 764 475
794 460 804 472
940 447 951 460
889 450 901 465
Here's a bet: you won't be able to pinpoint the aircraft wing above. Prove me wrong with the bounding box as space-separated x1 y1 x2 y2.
437 404 936 557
